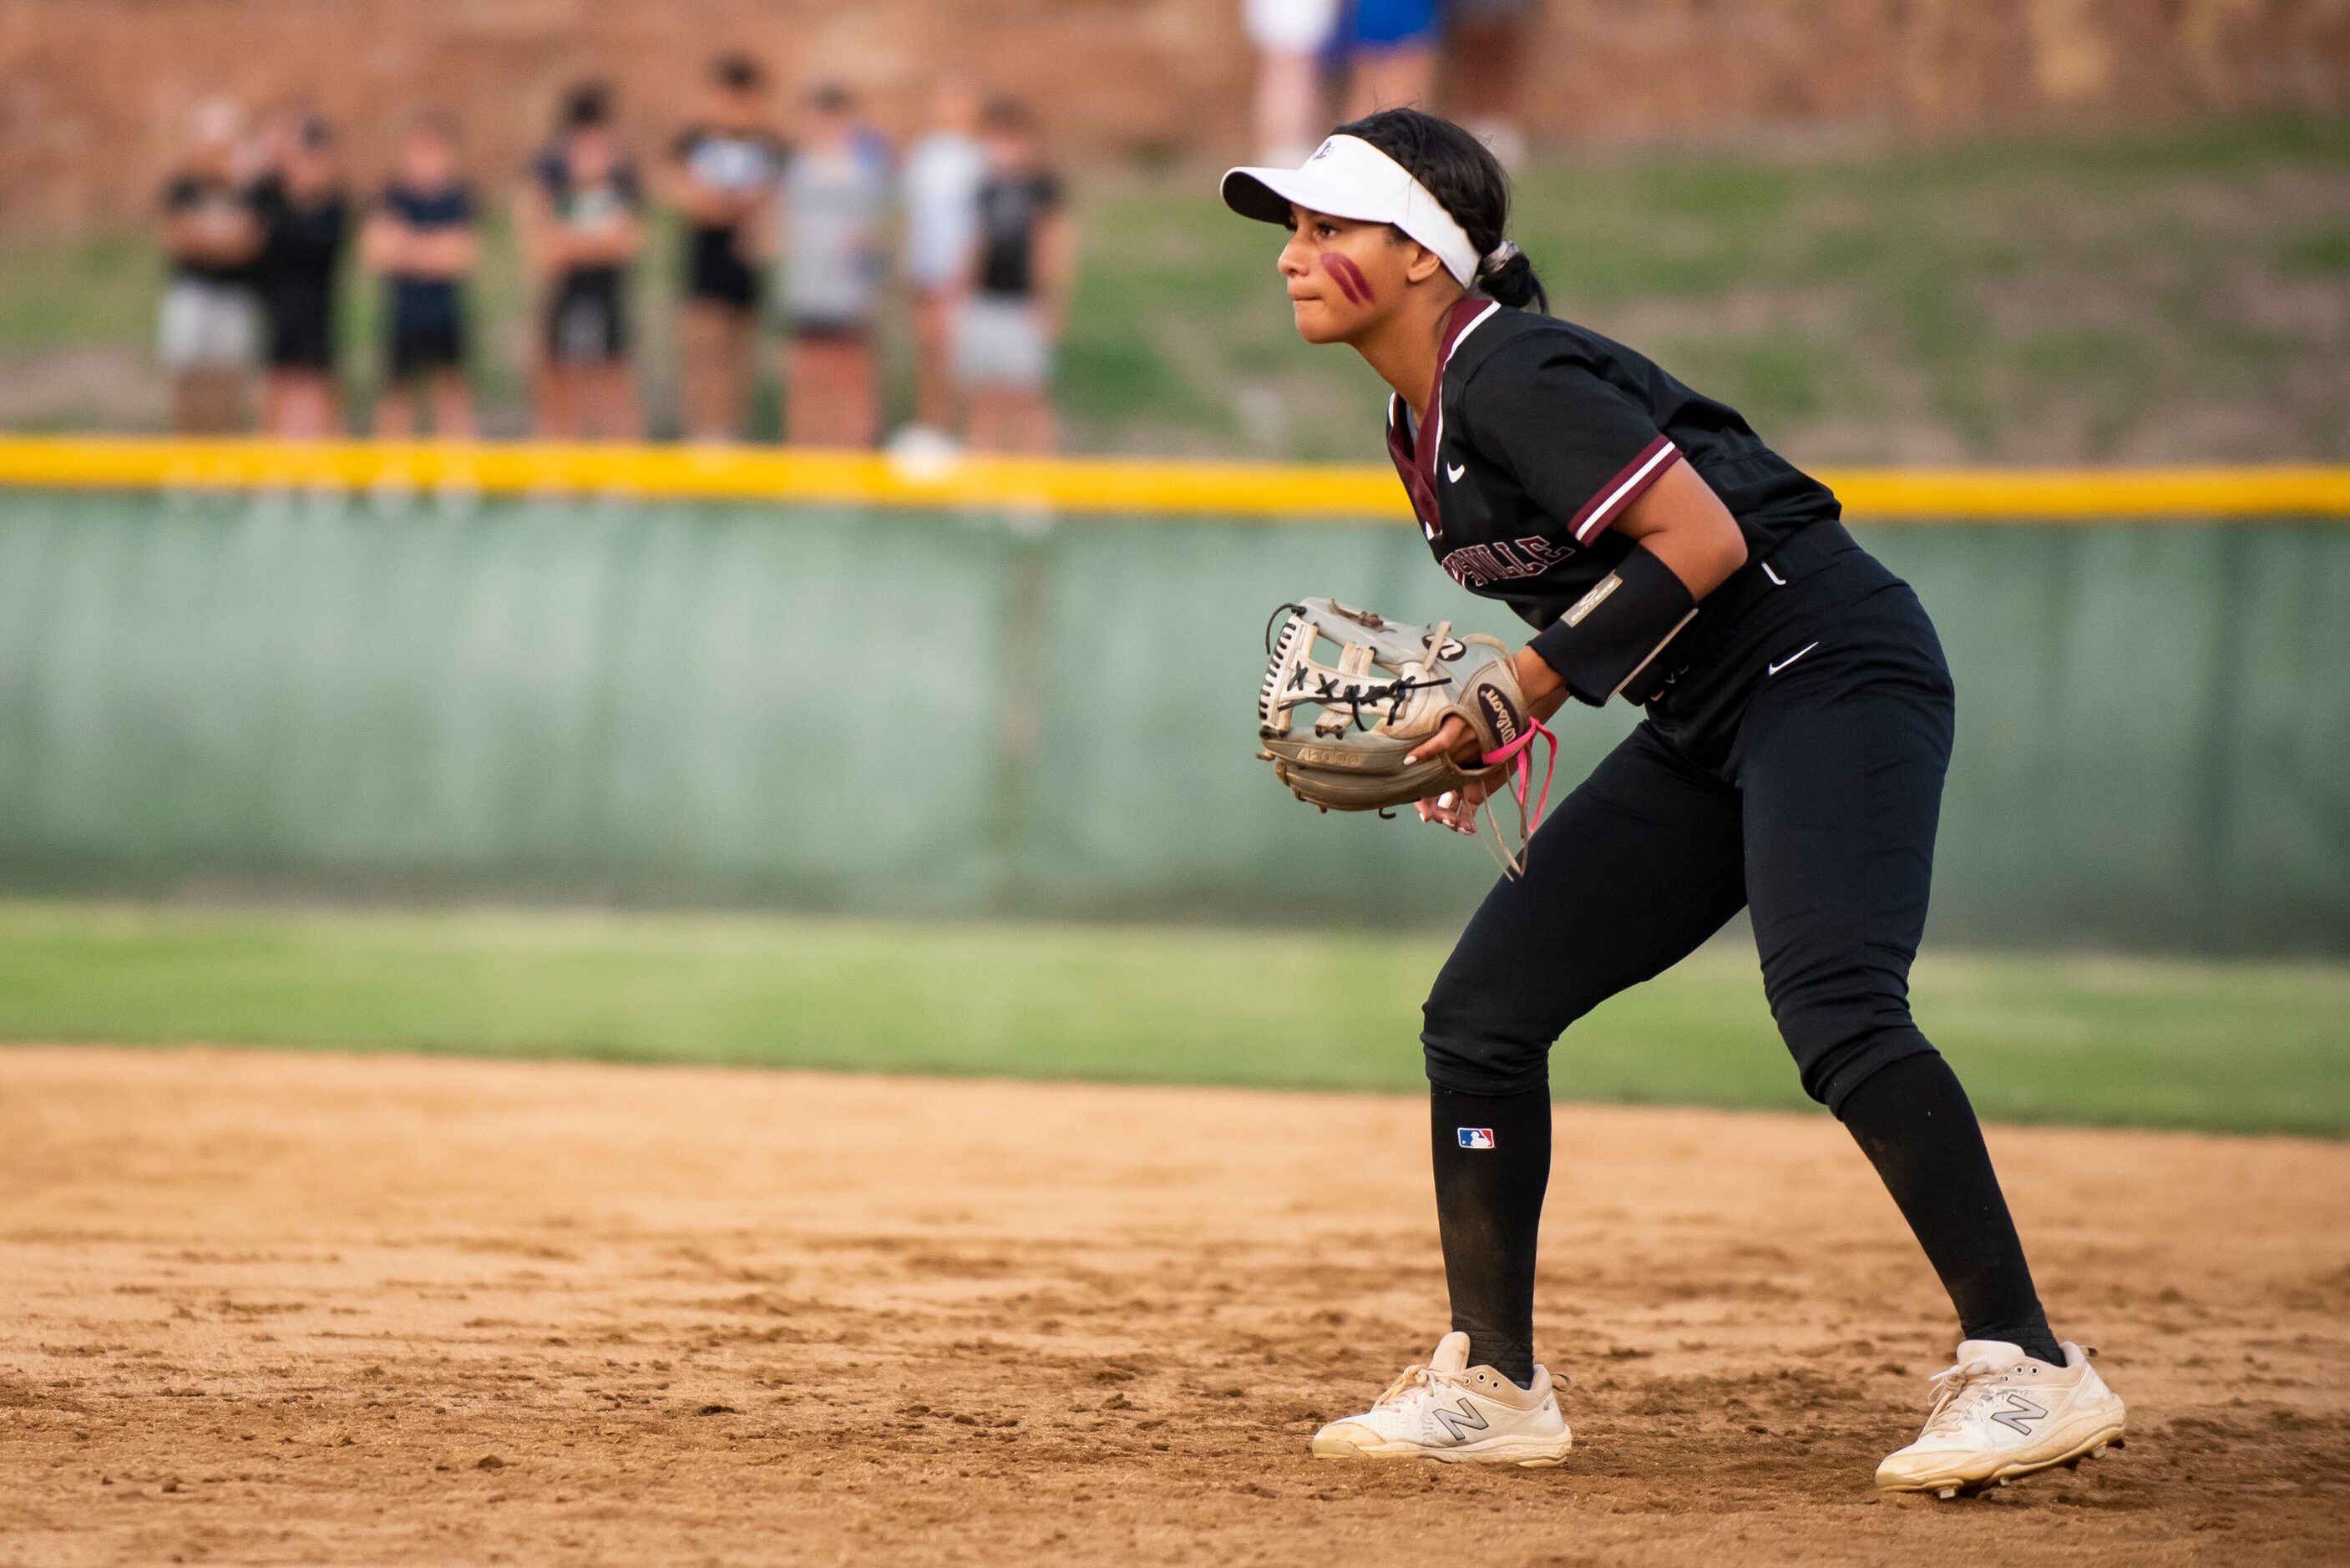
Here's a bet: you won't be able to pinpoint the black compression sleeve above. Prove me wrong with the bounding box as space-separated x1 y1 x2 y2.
1527 543 1697 706
1431 1085 1552 1388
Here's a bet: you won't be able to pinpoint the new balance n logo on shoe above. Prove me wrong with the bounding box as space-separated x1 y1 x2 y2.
1989 1393 2049 1435
1432 1399 1491 1442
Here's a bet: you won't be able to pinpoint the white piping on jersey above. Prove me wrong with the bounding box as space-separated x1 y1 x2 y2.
1393 301 1502 543
1426 301 1502 473
1388 393 1432 537
1573 438 1682 544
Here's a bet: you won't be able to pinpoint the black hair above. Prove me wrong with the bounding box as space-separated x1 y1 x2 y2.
712 53 763 92
560 82 615 130
1327 107 1546 314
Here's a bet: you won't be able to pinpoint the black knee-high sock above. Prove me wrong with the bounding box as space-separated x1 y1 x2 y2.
1431 1084 1552 1388
1838 1053 2063 1365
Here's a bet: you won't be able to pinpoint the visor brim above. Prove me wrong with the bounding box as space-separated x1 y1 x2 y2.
1219 166 1310 225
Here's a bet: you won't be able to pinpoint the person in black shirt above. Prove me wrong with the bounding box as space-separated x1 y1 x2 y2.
955 99 1071 453
254 112 347 437
363 118 478 438
670 53 784 443
1220 109 2126 1492
157 99 265 433
522 83 646 440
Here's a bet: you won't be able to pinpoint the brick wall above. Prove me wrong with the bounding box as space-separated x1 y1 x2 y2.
3 0 2345 228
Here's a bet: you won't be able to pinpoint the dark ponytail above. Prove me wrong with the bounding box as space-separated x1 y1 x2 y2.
1329 107 1547 314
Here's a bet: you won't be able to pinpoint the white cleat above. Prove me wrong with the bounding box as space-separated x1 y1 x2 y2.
1876 1340 2126 1498
1311 1331 1573 1468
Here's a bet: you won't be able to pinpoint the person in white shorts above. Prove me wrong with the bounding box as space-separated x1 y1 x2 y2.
1244 0 1340 166
157 99 265 432
955 100 1072 454
902 81 988 438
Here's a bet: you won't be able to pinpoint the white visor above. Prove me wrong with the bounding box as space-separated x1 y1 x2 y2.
1221 134 1481 287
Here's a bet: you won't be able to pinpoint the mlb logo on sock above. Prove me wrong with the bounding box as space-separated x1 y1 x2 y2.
1456 1127 1496 1150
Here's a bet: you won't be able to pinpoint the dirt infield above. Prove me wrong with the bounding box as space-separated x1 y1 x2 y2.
3 1048 2347 1565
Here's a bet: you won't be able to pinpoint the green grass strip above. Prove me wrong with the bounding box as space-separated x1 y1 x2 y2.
0 901 2341 1137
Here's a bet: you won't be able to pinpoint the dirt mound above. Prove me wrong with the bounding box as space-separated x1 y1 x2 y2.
2 1046 2345 1563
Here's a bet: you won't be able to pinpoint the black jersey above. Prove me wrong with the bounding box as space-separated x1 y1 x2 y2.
1386 299 1841 639
974 169 1063 299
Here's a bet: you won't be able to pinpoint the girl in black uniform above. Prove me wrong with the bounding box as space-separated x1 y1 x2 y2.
523 83 646 440
1220 109 2125 1494
255 113 347 437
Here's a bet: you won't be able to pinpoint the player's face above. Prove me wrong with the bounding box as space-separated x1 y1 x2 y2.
402 131 456 190
709 85 762 129
1278 205 1413 344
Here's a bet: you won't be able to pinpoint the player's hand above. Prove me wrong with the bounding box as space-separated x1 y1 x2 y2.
1416 776 1490 834
1406 714 1480 767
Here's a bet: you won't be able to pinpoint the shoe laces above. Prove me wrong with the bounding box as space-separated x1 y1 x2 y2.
1918 1353 2008 1436
1371 1359 1466 1410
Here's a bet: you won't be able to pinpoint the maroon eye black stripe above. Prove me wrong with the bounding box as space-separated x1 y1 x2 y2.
1323 254 1375 306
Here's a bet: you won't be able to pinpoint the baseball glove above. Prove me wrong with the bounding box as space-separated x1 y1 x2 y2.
1257 599 1557 873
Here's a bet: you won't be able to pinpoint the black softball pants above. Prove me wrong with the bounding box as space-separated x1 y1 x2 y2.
1421 574 2058 1382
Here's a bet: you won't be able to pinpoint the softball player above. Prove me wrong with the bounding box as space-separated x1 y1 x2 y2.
1221 109 2125 1493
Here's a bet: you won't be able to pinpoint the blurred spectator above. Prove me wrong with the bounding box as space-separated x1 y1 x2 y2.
1445 0 1532 169
523 83 646 440
777 83 889 449
956 100 1071 455
671 53 784 443
901 80 986 438
253 112 349 438
158 98 265 433
363 116 478 438
1345 0 1440 117
1245 0 1340 165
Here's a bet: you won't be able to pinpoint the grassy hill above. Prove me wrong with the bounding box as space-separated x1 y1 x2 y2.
2 117 2344 463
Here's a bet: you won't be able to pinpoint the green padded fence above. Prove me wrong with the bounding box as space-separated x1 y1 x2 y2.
0 490 2342 952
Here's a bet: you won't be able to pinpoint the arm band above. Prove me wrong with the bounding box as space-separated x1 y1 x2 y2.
1529 543 1699 706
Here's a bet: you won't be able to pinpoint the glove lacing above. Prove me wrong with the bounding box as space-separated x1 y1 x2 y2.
1476 719 1558 878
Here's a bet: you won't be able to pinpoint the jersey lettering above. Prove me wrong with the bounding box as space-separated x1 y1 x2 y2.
1439 534 1576 590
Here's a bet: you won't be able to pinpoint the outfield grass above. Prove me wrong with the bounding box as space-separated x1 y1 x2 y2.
0 901 2341 1137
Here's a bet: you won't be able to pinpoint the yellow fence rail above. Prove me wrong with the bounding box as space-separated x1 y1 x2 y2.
0 437 2346 522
